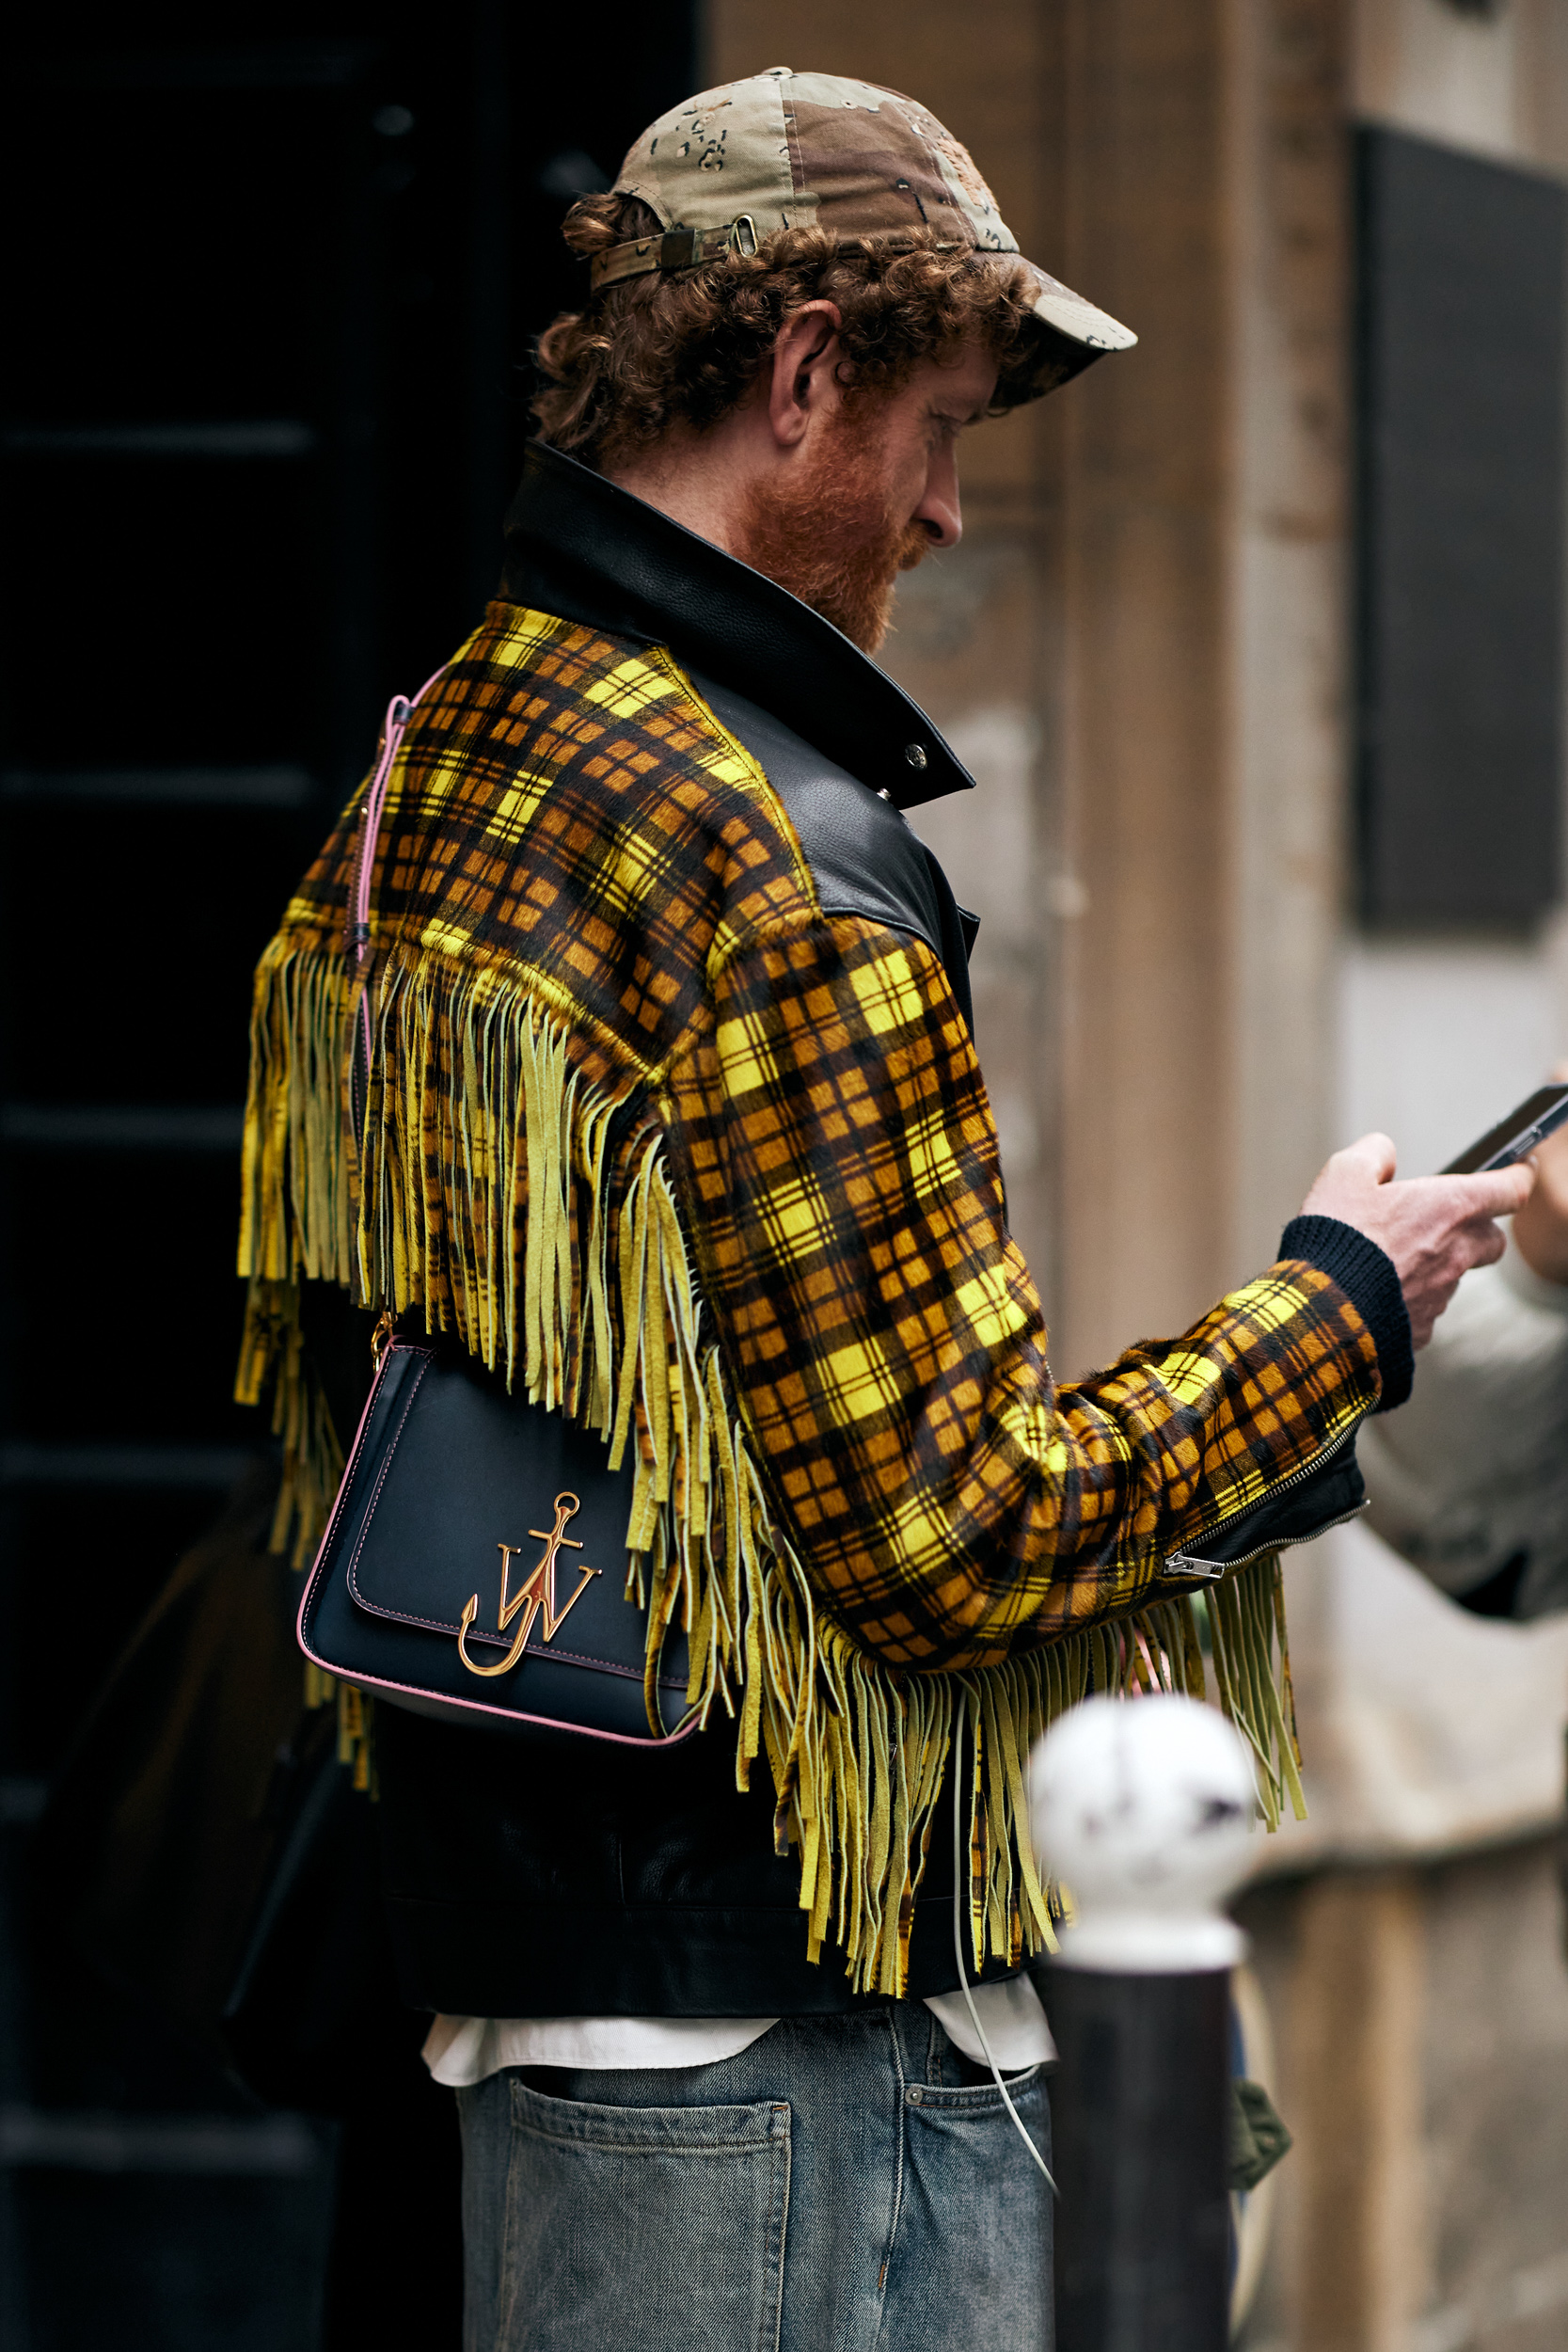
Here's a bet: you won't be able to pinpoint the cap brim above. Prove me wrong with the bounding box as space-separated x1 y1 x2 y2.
1011 262 1136 399
1029 277 1136 355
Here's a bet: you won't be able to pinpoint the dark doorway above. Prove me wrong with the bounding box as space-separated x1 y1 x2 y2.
1 8 695 2344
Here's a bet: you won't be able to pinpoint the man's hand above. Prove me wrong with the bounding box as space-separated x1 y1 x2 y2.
1512 1060 1568 1285
1298 1134 1532 1349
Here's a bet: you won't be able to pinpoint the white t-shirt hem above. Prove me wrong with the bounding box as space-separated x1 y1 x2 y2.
422 1974 1054 2088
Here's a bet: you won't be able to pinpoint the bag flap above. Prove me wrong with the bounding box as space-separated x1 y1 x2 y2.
342 1349 688 1692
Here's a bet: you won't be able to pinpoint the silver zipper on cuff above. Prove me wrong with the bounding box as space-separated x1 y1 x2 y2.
1160 1417 1364 1581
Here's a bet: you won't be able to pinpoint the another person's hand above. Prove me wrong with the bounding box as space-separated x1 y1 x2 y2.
1298 1134 1532 1348
1512 1060 1568 1285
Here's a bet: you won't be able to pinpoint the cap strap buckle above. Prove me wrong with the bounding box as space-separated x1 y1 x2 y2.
591 215 760 292
590 215 971 292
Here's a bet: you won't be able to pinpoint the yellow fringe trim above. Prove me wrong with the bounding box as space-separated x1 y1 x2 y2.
238 939 1305 1994
299 1664 374 1795
234 1279 343 1566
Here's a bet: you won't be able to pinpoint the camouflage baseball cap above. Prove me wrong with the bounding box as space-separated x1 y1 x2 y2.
590 66 1135 390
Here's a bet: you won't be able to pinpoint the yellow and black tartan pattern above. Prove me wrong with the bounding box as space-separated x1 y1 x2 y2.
238 600 1382 1992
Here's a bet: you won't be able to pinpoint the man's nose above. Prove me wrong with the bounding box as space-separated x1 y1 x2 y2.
915 451 963 550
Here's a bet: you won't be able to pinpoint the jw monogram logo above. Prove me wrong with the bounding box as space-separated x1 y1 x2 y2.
456 1491 601 1678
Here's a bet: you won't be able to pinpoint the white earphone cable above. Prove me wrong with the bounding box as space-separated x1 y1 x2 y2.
951 1692 1058 2195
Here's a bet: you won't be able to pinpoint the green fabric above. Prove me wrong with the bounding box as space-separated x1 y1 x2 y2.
1229 2075 1292 2193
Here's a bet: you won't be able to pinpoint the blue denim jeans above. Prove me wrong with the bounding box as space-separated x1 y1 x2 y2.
456 2003 1052 2351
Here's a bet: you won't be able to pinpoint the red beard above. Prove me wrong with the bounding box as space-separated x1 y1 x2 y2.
739 406 932 654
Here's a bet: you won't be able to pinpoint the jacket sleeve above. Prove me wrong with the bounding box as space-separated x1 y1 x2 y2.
1360 1248 1568 1622
664 914 1384 1671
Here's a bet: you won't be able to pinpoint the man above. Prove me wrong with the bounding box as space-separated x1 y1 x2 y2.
237 70 1526 2350
1361 1088 1568 1621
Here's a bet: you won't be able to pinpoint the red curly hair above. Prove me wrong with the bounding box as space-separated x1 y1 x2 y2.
531 192 1054 470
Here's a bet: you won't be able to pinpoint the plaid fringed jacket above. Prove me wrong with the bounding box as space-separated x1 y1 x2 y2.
238 444 1396 2010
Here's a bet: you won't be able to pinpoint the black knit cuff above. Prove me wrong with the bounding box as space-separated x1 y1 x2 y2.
1277 1214 1414 1412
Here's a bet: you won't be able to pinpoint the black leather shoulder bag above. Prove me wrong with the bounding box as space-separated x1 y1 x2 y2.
296 679 693 1747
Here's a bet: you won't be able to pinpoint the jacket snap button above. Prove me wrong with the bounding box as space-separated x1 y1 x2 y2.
904 742 927 770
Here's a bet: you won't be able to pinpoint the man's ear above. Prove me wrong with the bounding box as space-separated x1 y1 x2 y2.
766 300 845 450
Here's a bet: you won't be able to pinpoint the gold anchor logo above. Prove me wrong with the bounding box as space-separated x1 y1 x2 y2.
456 1491 601 1677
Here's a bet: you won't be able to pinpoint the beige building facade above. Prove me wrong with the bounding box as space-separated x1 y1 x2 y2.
700 3 1568 2345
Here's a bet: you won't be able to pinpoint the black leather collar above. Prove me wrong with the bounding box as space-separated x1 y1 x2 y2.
499 441 975 813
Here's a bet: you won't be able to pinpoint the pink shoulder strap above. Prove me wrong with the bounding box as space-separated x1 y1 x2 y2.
344 663 448 1083
344 665 448 965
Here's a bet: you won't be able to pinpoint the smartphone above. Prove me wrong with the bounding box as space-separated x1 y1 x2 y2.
1442 1083 1568 1175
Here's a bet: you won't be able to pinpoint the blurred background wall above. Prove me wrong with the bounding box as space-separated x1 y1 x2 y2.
4 2 1566 2348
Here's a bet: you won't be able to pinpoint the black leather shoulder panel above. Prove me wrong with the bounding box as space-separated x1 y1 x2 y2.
687 668 977 1035
501 442 976 812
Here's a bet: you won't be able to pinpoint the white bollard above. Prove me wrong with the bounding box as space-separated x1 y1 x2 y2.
1029 1694 1258 2352
1030 1692 1256 1971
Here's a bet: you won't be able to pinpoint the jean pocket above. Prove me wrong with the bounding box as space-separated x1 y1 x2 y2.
495 2077 790 2352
